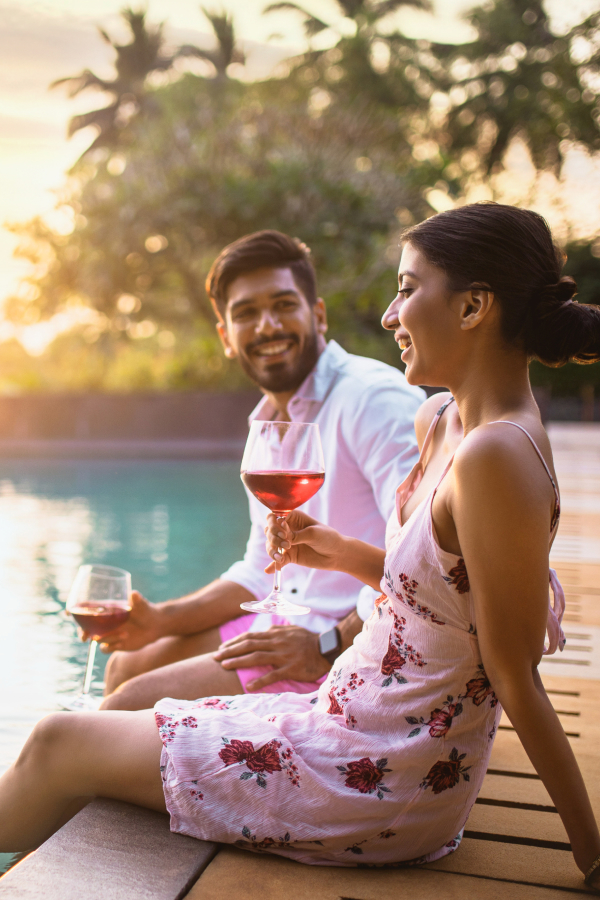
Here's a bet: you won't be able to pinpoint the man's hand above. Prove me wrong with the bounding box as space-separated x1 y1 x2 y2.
80 590 163 654
213 624 330 691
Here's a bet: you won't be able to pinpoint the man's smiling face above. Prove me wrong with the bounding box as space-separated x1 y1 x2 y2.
217 266 327 393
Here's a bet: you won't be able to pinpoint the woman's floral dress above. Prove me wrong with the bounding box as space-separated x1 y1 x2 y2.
155 399 565 867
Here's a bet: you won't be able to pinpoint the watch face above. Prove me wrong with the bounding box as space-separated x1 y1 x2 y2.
320 628 340 656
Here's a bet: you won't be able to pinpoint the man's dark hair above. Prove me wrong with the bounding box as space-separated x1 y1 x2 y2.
206 230 318 318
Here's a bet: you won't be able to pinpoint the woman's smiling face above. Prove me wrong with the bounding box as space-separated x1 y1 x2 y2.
382 242 467 387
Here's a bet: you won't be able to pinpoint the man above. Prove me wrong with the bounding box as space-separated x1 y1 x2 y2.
100 230 424 710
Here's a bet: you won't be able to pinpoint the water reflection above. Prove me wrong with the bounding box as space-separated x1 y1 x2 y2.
0 459 249 779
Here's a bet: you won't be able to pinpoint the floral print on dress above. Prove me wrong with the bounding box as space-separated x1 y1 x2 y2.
443 558 470 594
405 695 464 739
344 829 396 856
236 826 293 852
156 712 179 744
464 665 498 708
189 779 203 801
326 669 364 728
381 613 425 687
193 697 234 711
374 593 389 617
420 747 471 794
385 570 446 625
337 757 392 800
218 737 300 788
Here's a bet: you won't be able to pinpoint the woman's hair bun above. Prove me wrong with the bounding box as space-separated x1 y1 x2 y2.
537 277 578 307
529 276 600 367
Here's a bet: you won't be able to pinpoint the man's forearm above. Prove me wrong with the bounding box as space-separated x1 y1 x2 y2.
154 579 257 637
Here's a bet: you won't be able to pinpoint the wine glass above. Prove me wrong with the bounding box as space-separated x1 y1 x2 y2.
240 421 325 616
62 564 132 711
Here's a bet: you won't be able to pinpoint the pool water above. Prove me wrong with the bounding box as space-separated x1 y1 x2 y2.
0 458 249 773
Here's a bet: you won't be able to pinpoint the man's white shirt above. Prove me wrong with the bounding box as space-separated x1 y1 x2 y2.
221 340 425 633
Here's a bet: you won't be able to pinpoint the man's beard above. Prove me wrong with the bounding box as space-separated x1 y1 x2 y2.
238 326 321 394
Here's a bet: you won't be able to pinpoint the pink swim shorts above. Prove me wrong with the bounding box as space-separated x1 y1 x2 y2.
218 613 327 694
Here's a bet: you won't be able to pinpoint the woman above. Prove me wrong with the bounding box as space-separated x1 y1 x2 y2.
1 203 600 888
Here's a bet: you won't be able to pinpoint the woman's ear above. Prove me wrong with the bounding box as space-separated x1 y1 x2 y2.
458 286 495 332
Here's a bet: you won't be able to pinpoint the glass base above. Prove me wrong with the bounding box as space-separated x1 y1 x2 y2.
240 595 311 616
59 693 103 712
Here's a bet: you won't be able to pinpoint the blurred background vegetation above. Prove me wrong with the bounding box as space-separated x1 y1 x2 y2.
4 1 600 398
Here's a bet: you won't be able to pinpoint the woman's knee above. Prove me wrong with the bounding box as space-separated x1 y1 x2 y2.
17 713 80 770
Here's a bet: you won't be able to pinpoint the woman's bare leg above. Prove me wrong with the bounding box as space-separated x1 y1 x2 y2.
0 710 165 853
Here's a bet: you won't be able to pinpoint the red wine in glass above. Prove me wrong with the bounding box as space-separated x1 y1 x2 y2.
70 602 131 640
241 471 325 515
240 421 325 616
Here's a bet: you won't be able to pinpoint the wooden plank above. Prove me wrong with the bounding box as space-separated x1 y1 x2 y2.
478 773 553 807
0 800 217 900
186 846 586 900
466 804 569 844
426 838 588 892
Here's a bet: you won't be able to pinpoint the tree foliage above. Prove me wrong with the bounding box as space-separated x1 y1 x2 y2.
5 1 600 393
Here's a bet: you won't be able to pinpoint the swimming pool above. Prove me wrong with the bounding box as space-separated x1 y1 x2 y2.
0 458 249 778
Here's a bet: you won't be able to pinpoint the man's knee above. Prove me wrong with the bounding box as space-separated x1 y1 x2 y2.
104 650 143 694
99 684 139 711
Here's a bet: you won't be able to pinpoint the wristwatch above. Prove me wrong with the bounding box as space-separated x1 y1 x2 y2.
318 626 342 665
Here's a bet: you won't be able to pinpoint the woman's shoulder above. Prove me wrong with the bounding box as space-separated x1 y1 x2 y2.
414 391 454 448
453 415 555 497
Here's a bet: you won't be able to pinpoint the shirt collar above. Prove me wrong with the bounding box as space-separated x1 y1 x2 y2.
248 340 348 423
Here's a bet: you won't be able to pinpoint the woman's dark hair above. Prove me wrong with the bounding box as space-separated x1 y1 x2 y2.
402 202 600 367
206 230 317 318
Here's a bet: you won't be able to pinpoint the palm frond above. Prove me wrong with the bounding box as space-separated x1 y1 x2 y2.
371 0 433 17
50 70 115 97
176 45 220 68
264 2 329 36
66 103 119 138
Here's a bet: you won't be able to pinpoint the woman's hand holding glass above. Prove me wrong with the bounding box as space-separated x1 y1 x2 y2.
264 510 347 574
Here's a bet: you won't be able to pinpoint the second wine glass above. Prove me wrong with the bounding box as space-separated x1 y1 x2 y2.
240 420 325 616
63 564 132 711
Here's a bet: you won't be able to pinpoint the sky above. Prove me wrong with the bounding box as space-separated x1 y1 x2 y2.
0 0 599 352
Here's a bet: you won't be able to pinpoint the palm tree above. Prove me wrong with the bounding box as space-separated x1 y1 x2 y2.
432 0 600 174
265 0 432 40
177 8 246 82
265 0 434 109
51 7 245 159
51 8 183 157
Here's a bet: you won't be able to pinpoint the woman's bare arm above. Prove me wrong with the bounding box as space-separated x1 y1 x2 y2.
451 427 600 876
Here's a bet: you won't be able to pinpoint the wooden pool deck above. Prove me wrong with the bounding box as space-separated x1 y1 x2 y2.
1 422 599 899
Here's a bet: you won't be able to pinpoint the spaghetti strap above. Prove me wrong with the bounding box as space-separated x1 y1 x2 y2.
395 397 455 521
488 420 560 533
488 421 564 655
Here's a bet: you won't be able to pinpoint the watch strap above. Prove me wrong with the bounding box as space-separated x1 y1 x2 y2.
318 626 342 665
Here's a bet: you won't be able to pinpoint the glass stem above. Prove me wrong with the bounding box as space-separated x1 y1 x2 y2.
273 561 282 594
273 513 286 595
82 639 98 695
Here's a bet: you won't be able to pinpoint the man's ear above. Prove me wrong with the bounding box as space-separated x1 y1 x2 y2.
314 297 328 335
458 286 495 332
216 321 237 359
